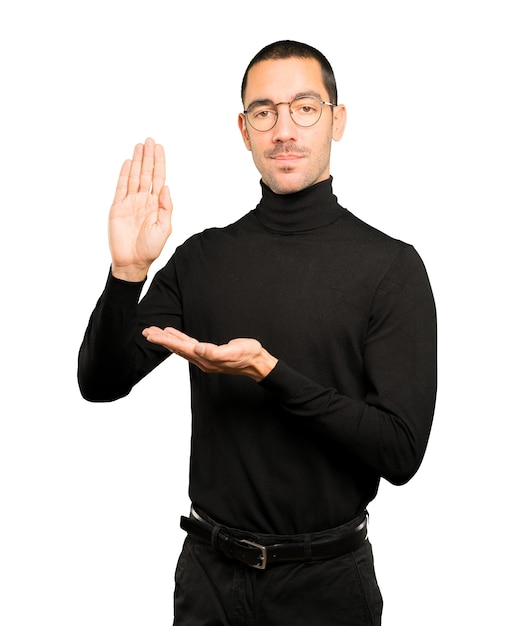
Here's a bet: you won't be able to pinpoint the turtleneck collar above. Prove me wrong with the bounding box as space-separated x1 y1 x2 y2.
252 176 345 233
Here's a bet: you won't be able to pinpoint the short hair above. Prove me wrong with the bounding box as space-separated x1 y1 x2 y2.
241 40 338 105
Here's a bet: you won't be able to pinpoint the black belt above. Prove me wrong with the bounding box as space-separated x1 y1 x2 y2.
180 512 368 570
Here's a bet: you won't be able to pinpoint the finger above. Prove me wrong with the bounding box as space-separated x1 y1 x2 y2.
127 142 144 194
158 186 173 227
152 143 166 196
113 159 131 204
194 342 231 362
139 137 155 193
142 328 178 352
163 327 199 344
143 326 200 353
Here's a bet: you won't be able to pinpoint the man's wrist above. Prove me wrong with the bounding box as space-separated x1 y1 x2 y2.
249 350 278 382
111 263 149 283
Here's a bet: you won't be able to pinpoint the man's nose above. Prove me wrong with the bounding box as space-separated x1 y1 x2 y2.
272 103 298 142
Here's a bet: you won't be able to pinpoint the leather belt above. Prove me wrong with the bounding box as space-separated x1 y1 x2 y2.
180 512 368 570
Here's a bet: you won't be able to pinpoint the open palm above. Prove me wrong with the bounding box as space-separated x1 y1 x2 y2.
109 138 173 281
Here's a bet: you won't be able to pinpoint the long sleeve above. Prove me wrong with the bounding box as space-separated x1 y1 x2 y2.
78 267 180 402
259 245 437 486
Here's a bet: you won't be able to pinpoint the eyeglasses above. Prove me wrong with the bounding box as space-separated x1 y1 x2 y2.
243 95 335 132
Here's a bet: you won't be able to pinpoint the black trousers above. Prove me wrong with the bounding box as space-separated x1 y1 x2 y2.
173 520 383 625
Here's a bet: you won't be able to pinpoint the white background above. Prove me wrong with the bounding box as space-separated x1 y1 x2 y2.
1 1 515 624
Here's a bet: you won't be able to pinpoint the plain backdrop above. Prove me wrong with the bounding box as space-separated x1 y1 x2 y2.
1 1 515 624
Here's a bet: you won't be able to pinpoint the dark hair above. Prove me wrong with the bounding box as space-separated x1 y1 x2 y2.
241 40 338 105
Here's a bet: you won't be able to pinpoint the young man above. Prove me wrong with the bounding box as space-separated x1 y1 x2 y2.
79 41 437 625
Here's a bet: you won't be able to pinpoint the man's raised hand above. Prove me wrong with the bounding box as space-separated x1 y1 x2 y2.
109 138 173 282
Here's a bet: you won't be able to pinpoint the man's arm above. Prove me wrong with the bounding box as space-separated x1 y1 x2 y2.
259 246 438 486
78 139 174 401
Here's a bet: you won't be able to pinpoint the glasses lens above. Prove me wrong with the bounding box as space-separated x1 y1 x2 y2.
246 104 277 131
290 96 322 127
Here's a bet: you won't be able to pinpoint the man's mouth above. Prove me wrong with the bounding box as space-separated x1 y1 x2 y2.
272 154 302 161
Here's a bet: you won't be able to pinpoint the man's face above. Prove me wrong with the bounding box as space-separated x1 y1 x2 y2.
239 57 346 195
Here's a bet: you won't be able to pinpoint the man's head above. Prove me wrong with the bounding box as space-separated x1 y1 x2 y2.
239 41 346 195
241 40 339 106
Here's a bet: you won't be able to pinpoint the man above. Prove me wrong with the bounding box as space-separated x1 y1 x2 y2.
78 40 437 625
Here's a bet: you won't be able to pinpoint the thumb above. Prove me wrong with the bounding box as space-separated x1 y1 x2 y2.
159 186 173 221
194 343 207 358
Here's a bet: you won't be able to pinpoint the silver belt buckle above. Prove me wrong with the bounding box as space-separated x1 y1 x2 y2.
239 539 267 569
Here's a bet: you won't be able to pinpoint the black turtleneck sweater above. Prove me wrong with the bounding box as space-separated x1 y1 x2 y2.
78 178 437 535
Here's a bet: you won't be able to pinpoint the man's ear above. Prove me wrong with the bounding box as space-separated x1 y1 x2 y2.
238 113 252 151
332 104 347 142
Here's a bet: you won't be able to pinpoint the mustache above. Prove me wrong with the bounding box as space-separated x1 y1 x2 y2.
265 143 308 158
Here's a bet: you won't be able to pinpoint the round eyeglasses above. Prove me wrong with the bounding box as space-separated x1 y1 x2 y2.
243 95 335 132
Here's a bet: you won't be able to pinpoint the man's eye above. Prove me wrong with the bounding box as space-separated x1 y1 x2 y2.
293 101 318 115
254 109 275 119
